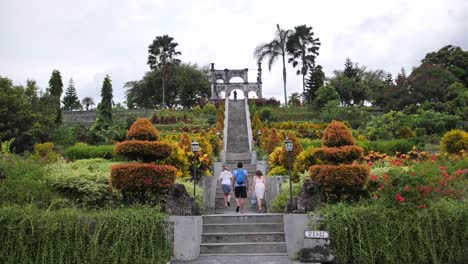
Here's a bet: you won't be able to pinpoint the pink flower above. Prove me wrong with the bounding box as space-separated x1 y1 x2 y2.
404 186 410 192
370 174 379 182
395 193 405 203
439 166 447 171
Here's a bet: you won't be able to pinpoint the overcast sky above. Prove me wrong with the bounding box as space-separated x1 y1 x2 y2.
1 0 467 104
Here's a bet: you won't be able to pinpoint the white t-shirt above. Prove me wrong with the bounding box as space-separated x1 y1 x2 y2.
219 170 233 185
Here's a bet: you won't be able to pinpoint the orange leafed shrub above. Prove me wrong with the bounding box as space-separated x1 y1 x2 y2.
115 140 172 162
309 164 369 202
178 132 191 153
313 145 364 164
267 129 281 154
110 164 177 193
126 118 160 141
322 120 354 147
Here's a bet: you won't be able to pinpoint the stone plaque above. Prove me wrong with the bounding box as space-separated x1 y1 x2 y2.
304 230 329 239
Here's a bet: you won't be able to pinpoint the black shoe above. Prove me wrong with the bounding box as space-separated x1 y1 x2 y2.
236 206 240 212
227 201 230 207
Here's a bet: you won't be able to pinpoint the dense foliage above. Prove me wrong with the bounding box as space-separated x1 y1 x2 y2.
0 206 172 264
314 200 468 264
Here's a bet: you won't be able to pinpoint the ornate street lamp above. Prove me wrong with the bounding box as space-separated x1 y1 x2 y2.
285 137 294 203
191 140 200 198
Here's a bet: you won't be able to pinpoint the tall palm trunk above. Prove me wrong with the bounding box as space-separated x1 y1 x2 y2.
282 55 288 106
162 67 166 108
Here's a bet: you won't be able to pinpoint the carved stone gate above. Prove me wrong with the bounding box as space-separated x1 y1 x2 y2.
209 63 263 99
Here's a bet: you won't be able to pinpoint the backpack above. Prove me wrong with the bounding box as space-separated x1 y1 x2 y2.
235 169 246 185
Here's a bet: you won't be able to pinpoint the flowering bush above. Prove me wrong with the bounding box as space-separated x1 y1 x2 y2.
126 118 160 141
310 164 369 202
115 141 173 162
368 157 467 208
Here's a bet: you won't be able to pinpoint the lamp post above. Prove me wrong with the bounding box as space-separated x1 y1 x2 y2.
257 129 262 147
285 137 294 203
191 140 200 198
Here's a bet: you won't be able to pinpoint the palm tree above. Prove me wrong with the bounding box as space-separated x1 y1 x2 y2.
147 35 181 108
286 24 321 94
81 96 95 111
254 24 291 105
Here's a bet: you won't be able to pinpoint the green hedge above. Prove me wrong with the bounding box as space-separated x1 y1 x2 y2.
64 143 115 160
313 200 468 264
0 206 172 264
357 139 416 155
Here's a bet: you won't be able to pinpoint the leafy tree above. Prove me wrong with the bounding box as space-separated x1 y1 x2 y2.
147 35 181 108
407 63 458 104
313 84 340 110
254 24 291 105
382 68 413 111
329 59 368 106
62 78 82 110
0 77 56 152
288 92 302 107
343 58 359 79
81 97 95 111
126 63 209 109
363 69 387 107
96 75 113 127
304 64 325 104
47 70 63 124
422 45 468 87
286 24 321 94
178 63 210 109
319 101 369 129
385 73 393 86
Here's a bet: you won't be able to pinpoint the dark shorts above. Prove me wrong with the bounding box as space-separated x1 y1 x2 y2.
234 186 247 198
222 184 232 194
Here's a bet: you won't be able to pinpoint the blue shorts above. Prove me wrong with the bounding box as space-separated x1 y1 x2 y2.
222 184 232 194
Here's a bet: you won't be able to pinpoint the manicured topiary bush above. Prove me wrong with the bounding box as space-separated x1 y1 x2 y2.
111 164 177 192
322 120 354 147
126 118 160 141
440 129 468 154
115 141 172 162
309 165 369 201
312 145 364 165
111 118 176 203
310 120 368 202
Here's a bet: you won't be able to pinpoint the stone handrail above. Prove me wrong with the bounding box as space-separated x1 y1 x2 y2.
244 98 253 151
222 97 229 163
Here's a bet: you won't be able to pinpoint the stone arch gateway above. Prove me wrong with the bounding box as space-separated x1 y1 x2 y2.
210 63 263 99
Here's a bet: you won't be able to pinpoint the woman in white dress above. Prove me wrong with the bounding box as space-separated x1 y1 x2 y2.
252 170 267 212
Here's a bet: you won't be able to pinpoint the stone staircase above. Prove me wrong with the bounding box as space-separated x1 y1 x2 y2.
200 214 287 256
202 98 287 256
225 99 251 162
214 163 258 214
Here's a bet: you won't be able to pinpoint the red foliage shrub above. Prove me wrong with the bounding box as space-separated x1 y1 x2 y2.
313 145 364 164
322 120 354 147
115 140 173 162
309 164 369 202
126 118 160 141
110 164 177 193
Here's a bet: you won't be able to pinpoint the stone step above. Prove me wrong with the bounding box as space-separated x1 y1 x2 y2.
203 214 283 224
203 223 284 233
200 242 287 255
202 232 285 243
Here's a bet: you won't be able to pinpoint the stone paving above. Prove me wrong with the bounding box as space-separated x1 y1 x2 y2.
171 255 301 264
